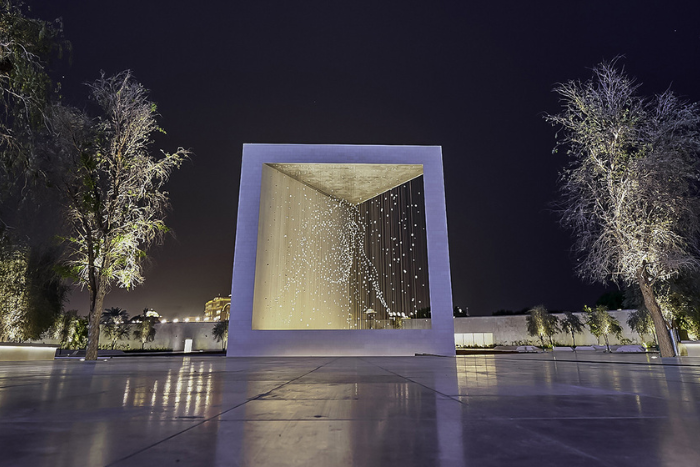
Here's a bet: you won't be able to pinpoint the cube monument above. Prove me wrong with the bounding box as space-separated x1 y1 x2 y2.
228 144 455 356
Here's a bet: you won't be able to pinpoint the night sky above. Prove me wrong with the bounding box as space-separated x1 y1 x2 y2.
33 1 700 318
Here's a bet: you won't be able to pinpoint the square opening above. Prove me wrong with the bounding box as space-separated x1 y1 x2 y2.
251 163 431 330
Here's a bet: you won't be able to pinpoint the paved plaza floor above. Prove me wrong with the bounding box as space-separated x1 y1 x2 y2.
1 353 699 466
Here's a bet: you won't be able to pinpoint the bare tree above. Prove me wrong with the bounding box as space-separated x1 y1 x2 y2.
546 60 700 357
51 71 188 360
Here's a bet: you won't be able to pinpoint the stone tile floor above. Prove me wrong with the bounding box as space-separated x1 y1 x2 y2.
1 353 699 466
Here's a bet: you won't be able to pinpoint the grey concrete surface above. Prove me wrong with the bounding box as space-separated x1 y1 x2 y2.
1 354 699 466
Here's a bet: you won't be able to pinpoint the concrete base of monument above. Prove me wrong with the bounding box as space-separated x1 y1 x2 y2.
227 328 456 357
679 341 700 357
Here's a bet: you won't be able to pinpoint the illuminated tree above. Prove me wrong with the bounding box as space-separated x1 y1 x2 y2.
584 305 622 352
526 305 559 348
68 316 88 349
47 309 87 349
0 1 65 199
626 308 655 345
0 4 74 346
48 309 75 348
0 231 67 341
560 311 584 347
133 317 156 350
50 71 188 360
546 60 700 357
0 235 28 341
657 276 700 339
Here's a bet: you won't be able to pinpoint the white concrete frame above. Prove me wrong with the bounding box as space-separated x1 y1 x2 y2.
228 144 455 356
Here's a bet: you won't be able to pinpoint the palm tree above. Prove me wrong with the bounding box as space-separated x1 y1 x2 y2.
212 320 229 351
101 307 130 350
101 307 129 325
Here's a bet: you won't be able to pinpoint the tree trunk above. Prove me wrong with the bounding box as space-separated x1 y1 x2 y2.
637 268 675 357
85 279 107 361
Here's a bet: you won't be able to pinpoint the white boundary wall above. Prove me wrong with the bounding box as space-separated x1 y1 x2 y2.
453 311 645 346
24 311 669 351
32 323 224 352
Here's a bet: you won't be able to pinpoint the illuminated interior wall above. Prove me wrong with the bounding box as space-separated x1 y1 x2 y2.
352 177 430 327
252 164 430 330
253 165 352 329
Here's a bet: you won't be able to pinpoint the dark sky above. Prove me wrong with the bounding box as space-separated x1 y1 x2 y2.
33 1 700 318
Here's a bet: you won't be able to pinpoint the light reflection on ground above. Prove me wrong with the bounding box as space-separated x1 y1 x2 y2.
0 354 699 466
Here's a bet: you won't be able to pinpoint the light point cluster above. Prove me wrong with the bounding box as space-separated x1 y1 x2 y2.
252 163 430 330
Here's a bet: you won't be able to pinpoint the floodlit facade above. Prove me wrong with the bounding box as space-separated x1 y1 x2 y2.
204 296 231 321
229 144 455 356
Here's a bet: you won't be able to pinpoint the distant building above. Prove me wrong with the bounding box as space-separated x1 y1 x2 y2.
129 308 160 323
204 296 230 321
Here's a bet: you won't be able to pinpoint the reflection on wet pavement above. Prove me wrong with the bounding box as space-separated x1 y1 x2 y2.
0 354 699 466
